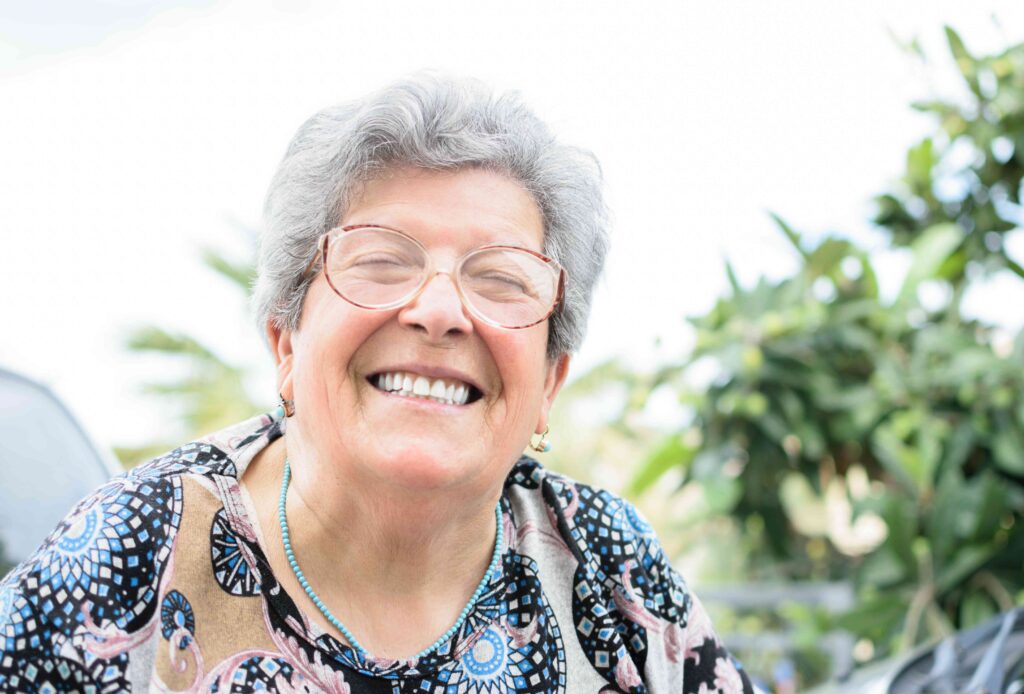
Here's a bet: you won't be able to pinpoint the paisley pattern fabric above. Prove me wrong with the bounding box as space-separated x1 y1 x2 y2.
0 413 754 693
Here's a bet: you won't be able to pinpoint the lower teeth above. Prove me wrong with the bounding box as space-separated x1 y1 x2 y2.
405 393 453 404
381 385 456 405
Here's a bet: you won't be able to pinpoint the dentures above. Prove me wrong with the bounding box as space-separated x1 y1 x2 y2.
371 371 475 406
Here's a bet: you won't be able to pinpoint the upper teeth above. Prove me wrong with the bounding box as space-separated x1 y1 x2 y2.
375 371 472 405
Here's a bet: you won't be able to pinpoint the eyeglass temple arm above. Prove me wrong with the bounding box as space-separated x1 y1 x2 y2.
299 234 330 282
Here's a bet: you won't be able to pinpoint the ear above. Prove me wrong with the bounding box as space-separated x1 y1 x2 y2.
266 320 296 400
535 353 571 435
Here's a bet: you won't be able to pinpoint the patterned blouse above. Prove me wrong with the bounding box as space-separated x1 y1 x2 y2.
0 413 755 693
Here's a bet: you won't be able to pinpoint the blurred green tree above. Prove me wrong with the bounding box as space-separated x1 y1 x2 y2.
630 26 1024 672
876 27 1024 284
116 241 267 466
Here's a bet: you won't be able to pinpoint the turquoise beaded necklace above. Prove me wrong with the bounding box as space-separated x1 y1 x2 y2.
277 459 503 662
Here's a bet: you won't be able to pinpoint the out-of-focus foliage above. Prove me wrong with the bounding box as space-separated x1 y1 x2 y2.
630 26 1024 679
115 241 265 467
875 27 1024 283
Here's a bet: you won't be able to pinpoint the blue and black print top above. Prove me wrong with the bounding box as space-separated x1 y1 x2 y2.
0 412 755 692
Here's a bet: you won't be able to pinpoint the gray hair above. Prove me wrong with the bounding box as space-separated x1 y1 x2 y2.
253 74 610 358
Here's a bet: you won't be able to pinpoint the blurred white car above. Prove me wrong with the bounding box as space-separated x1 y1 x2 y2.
0 367 121 575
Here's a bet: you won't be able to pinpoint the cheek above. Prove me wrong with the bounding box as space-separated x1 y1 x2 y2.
293 310 382 392
487 329 550 406
291 312 385 444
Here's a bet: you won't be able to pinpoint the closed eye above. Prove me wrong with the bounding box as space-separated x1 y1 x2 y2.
353 253 411 267
479 273 527 291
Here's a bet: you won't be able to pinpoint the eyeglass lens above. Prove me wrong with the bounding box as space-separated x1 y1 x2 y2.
325 227 559 328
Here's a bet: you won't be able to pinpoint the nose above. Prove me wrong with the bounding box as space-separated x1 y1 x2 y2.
397 271 474 340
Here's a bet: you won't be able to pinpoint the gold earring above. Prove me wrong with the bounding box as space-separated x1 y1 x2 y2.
530 426 552 453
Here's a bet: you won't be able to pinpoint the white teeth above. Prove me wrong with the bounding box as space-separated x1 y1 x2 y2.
413 376 430 396
373 371 475 406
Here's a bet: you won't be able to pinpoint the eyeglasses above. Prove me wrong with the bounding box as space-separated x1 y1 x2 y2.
310 225 566 329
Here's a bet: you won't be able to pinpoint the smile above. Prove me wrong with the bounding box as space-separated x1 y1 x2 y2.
369 371 483 406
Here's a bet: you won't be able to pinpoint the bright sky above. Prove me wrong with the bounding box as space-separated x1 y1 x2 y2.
2 1 1023 451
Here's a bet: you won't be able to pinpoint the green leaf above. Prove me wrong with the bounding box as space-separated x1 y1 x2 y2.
992 425 1024 475
769 212 808 259
872 425 922 494
805 239 852 280
126 326 220 362
836 592 908 642
970 472 1011 541
938 421 975 474
724 260 742 296
202 249 257 295
929 472 961 564
1004 254 1024 281
895 224 962 306
886 27 926 61
855 253 880 298
935 248 968 282
946 348 996 383
935 543 1000 594
629 434 695 494
927 468 1007 564
878 492 918 570
905 138 936 187
858 547 911 587
701 476 742 515
752 410 791 450
945 26 981 96
829 298 881 325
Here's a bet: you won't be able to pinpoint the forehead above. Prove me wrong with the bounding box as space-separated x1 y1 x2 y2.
342 166 545 251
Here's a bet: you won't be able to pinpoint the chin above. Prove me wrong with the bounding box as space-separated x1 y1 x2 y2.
369 442 482 492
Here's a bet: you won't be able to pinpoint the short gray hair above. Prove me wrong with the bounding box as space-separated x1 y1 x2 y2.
253 74 610 358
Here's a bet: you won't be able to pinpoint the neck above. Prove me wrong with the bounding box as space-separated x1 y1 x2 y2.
244 437 504 659
286 455 500 599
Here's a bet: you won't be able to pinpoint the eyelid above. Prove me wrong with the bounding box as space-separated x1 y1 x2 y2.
338 225 544 258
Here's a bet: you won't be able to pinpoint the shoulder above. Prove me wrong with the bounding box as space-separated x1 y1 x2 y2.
505 457 757 692
507 457 688 621
505 458 688 685
0 459 183 688
0 414 279 689
133 411 281 483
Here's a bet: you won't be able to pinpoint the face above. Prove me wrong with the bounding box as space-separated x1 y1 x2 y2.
268 166 570 498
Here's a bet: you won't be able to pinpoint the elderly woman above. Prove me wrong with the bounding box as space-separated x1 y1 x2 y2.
0 76 754 692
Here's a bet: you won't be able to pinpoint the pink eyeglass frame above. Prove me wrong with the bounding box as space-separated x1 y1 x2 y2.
305 224 567 330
